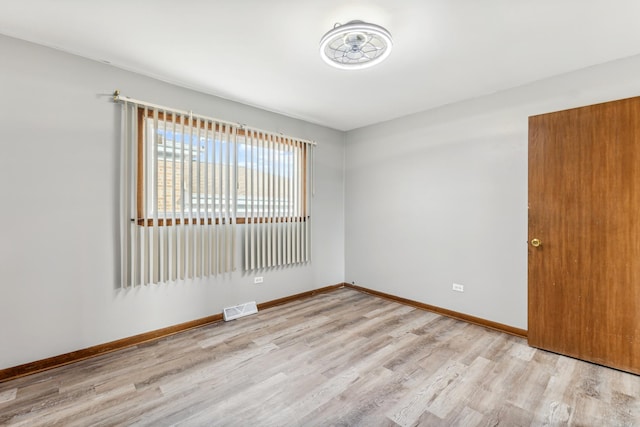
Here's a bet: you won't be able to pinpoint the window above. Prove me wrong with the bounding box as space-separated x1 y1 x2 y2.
119 100 313 287
137 108 309 225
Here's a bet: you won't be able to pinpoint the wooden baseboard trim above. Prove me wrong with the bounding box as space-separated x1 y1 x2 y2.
257 284 344 311
0 283 344 383
345 283 527 339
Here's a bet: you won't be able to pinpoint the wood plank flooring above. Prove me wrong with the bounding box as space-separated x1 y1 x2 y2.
1 287 639 426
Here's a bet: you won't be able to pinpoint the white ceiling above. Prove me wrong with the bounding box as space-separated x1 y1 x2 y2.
2 0 640 131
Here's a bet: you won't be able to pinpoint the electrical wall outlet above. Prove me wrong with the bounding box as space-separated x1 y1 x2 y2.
452 283 464 292
254 276 264 284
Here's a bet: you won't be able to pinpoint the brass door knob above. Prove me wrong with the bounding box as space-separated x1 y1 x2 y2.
531 238 541 247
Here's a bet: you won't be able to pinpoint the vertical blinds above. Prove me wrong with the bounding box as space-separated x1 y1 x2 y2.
243 129 312 271
118 94 314 288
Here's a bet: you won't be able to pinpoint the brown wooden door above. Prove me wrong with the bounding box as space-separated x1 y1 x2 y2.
528 97 640 374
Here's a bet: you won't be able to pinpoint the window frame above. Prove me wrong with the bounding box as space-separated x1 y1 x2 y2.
136 107 309 226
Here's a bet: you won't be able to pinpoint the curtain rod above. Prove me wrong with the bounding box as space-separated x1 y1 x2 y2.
112 90 316 146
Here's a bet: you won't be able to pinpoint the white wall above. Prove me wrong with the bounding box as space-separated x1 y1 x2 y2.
0 35 345 370
345 54 640 330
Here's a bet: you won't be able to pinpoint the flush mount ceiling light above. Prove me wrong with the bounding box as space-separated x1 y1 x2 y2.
319 20 393 70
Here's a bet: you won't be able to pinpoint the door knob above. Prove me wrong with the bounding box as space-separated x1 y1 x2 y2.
531 238 541 247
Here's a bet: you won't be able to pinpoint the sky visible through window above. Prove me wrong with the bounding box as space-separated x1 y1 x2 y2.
156 128 296 176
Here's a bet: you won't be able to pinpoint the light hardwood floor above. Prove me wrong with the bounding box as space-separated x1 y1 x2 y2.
1 288 639 426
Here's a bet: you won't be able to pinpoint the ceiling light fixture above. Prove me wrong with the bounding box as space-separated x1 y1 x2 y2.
319 20 393 70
